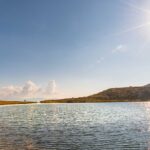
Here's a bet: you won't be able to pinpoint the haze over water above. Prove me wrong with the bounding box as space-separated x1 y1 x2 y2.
1 102 150 150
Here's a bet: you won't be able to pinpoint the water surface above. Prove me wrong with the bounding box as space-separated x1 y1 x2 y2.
0 102 150 150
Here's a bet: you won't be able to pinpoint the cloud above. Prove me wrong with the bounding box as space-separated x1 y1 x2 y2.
21 80 40 98
45 80 56 94
112 44 127 53
43 80 59 98
0 80 61 100
0 85 22 99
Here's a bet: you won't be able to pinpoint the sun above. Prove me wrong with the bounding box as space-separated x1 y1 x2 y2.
118 1 150 37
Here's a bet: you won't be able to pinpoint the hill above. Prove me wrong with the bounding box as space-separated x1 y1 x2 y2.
90 86 150 101
41 85 150 103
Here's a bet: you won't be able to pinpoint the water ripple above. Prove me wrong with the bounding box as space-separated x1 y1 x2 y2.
0 102 150 149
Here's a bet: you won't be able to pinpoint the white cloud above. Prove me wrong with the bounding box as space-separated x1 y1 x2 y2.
0 85 22 99
0 80 61 100
45 80 56 94
43 80 58 99
112 44 127 53
21 80 40 98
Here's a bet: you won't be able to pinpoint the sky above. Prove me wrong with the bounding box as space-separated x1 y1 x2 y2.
1 0 150 100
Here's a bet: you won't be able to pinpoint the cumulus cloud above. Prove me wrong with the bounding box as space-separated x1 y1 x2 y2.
0 85 22 99
43 80 58 99
45 80 56 94
0 80 60 100
21 80 40 98
112 44 127 53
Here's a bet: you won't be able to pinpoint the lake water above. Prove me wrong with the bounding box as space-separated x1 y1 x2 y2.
0 102 150 150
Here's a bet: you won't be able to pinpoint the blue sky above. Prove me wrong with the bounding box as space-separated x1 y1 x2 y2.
1 0 150 99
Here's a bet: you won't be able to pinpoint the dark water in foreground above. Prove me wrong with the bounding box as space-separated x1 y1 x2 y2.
0 102 150 150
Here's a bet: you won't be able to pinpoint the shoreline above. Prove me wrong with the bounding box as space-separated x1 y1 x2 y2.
40 98 150 104
1 100 150 106
0 100 36 105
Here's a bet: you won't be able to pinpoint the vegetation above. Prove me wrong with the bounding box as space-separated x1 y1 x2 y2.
0 100 35 105
1 85 150 105
91 86 150 101
41 85 150 103
41 98 133 103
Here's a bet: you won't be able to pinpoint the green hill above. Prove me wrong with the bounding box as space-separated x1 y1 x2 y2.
90 86 150 101
41 85 150 103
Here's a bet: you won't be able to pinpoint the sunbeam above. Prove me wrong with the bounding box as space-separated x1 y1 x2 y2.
115 22 150 36
115 1 150 37
122 0 150 14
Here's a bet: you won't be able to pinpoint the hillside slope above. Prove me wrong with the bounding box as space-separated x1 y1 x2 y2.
41 85 150 103
90 86 150 101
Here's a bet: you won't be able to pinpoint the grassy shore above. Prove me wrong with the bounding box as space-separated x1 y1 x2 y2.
40 97 149 103
0 99 149 105
0 100 35 105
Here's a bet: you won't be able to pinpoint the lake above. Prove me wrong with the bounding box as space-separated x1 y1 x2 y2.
0 102 150 150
